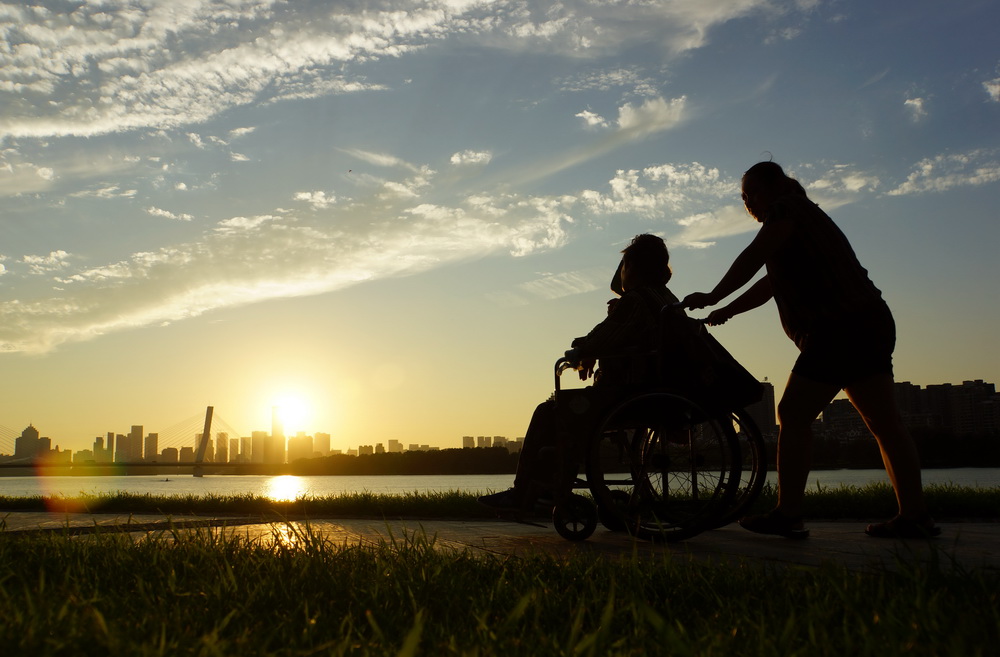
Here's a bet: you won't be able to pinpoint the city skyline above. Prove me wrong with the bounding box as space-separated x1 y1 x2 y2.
3 377 996 464
1 2 997 455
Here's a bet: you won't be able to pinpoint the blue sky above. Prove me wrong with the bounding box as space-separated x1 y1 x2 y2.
1 0 998 454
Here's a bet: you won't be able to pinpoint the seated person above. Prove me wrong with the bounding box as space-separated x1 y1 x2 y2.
478 234 680 510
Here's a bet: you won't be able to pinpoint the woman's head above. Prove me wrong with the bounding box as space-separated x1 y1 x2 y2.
620 233 671 290
741 161 807 222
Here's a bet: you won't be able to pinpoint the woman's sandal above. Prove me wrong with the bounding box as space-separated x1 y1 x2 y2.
865 515 941 539
738 509 810 539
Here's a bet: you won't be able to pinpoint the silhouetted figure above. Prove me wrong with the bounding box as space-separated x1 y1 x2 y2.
684 161 939 539
479 234 679 510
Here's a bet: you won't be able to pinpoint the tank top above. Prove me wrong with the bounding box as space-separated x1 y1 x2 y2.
764 194 887 348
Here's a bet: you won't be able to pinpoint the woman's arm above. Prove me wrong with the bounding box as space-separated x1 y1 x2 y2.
683 211 793 309
704 276 773 325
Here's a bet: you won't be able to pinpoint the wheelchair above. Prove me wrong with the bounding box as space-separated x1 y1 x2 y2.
517 315 767 543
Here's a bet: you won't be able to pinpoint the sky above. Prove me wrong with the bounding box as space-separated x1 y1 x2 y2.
1 0 998 455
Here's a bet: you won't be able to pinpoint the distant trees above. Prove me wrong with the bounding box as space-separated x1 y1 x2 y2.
288 446 519 476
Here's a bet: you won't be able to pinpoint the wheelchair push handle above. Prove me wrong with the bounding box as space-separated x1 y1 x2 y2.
555 349 586 392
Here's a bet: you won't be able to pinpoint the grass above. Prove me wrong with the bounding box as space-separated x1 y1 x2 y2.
0 522 997 656
0 485 998 655
0 482 997 521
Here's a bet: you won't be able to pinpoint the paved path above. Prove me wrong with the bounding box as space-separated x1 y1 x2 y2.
2 511 997 572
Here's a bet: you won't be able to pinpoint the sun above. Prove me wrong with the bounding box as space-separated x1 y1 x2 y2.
273 394 312 435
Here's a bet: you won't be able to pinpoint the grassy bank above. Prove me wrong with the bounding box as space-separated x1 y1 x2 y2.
0 482 998 521
0 523 997 656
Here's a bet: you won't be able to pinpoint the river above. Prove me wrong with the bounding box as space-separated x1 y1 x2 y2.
0 468 997 501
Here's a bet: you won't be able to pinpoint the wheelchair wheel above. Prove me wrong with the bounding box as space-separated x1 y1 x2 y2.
552 493 598 541
708 408 767 528
586 393 741 542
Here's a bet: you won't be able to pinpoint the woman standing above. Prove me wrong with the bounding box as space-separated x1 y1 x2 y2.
684 161 939 539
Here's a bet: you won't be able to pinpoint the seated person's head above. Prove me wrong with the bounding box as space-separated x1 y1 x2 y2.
620 234 671 291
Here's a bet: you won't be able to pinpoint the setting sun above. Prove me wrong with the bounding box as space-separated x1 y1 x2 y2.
274 395 312 435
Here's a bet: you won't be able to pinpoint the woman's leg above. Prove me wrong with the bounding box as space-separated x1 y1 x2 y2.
774 372 840 518
845 373 928 519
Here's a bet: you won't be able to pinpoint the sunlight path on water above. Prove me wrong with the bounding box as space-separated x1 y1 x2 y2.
265 475 308 502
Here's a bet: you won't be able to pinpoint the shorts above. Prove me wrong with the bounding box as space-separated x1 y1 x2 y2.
791 304 896 389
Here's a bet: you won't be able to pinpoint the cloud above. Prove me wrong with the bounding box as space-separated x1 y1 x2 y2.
22 250 72 275
671 206 754 249
512 95 689 185
69 185 138 199
0 1 784 141
802 164 881 209
450 150 492 166
887 150 1000 196
0 160 58 196
146 207 194 222
342 148 422 172
616 96 687 137
904 97 927 122
294 191 337 210
575 110 609 128
985 77 1000 102
0 3 429 140
491 267 609 306
228 126 257 139
0 152 572 353
558 67 659 95
579 162 733 218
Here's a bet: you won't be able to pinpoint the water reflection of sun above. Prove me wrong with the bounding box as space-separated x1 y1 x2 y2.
265 475 307 502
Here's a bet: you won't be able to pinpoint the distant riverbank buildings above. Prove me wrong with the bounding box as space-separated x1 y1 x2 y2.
1 380 995 465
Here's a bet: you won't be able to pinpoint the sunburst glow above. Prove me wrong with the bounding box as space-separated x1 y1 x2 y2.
273 395 312 435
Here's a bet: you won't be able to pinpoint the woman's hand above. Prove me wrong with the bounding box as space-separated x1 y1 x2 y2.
682 291 717 310
578 358 596 381
705 307 734 326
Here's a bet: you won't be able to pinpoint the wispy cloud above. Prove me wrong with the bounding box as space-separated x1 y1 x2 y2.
517 268 609 301
69 185 138 199
558 67 660 95
513 95 689 185
0 150 572 353
580 162 733 219
146 206 194 222
888 150 1000 196
0 1 782 142
343 148 423 172
23 251 72 275
450 150 492 166
294 191 337 210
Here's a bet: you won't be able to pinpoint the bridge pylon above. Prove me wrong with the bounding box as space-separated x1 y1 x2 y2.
193 406 214 478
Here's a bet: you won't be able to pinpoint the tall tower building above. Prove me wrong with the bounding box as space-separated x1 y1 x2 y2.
215 432 229 463
144 433 159 462
271 406 286 464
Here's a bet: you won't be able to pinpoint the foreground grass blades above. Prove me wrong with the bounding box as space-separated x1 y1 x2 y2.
0 523 998 656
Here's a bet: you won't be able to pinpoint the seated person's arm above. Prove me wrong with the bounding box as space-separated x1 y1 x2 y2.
568 294 649 381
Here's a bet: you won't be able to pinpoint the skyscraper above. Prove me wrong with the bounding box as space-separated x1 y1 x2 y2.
271 406 285 464
144 432 159 462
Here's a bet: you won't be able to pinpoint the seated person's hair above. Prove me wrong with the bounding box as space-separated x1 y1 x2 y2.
621 234 671 285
